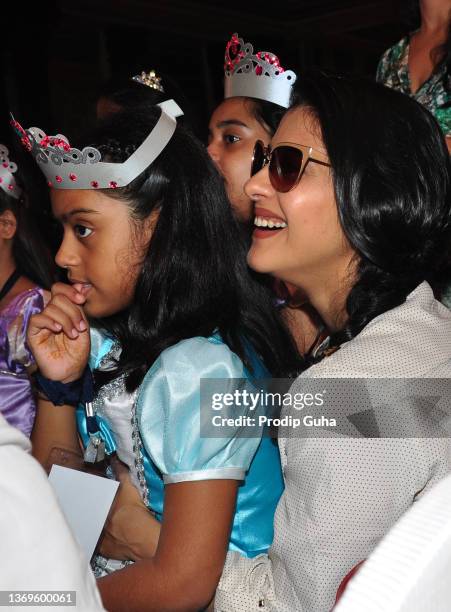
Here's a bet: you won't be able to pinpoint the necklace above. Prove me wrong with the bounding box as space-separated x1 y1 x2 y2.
0 269 21 303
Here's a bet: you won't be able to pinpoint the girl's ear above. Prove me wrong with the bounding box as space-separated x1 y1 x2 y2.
0 209 17 240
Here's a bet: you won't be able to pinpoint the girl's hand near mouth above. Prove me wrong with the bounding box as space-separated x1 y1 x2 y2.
27 282 90 383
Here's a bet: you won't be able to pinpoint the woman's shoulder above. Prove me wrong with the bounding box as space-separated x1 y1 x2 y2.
379 35 409 63
377 35 409 81
303 282 451 378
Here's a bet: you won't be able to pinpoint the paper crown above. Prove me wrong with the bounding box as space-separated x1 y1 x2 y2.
132 69 164 92
224 33 297 109
0 145 22 200
11 101 183 190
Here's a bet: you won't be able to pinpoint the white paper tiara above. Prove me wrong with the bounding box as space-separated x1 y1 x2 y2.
0 145 22 200
224 33 297 109
11 100 183 190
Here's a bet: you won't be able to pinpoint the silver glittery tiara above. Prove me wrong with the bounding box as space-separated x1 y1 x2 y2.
224 33 297 109
132 69 164 92
0 145 22 200
11 101 183 190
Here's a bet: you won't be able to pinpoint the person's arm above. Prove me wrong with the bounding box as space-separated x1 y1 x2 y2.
98 456 161 560
98 478 238 611
31 397 82 468
26 282 90 468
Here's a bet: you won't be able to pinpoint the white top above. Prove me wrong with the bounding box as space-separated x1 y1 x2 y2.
0 414 105 611
214 282 451 612
335 472 451 612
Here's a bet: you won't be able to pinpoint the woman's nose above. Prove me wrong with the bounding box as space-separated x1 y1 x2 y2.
244 165 274 202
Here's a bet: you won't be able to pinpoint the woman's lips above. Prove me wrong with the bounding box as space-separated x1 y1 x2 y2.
254 207 287 223
253 207 287 239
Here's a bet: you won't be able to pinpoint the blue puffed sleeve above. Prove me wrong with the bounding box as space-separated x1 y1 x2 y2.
136 336 262 484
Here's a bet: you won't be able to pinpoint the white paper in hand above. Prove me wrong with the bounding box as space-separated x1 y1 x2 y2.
48 465 119 561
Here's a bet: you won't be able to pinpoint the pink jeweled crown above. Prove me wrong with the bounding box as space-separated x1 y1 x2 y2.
224 33 297 109
10 102 182 190
0 145 22 200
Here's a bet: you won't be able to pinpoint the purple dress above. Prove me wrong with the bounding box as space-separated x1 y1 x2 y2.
0 288 46 437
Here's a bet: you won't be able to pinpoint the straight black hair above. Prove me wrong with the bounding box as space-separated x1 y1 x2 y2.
290 71 451 352
83 108 302 389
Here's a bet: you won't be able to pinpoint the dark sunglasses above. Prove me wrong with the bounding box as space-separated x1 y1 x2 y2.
251 140 330 193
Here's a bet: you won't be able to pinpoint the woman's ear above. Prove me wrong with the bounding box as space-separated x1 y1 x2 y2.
0 209 17 240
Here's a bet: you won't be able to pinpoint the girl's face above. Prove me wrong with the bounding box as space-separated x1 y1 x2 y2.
0 209 17 251
208 97 271 222
246 108 355 294
51 189 153 318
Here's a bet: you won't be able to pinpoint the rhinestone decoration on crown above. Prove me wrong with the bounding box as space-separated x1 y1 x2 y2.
0 145 22 200
11 119 104 189
132 69 164 92
11 108 177 190
224 33 297 109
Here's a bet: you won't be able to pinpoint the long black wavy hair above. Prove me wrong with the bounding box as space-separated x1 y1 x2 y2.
83 108 302 389
290 71 451 354
0 180 54 290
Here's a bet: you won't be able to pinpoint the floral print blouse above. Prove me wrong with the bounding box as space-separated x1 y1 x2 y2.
377 35 451 136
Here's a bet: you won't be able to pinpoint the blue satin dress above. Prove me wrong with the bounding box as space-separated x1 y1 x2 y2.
77 329 283 558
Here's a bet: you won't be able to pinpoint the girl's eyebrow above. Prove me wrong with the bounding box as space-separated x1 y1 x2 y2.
216 119 248 129
60 208 100 221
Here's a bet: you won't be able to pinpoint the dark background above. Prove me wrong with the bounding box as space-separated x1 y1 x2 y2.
1 0 411 143
0 0 414 255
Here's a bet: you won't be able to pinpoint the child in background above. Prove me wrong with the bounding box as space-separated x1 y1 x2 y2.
0 144 53 436
208 33 321 355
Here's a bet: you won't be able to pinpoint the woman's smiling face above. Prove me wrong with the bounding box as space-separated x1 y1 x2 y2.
51 189 153 318
208 97 271 222
245 107 355 293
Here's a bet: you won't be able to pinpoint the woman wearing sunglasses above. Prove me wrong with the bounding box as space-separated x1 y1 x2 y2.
214 71 451 611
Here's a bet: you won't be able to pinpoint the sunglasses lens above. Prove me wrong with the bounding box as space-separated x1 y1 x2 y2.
251 140 265 177
270 146 303 192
